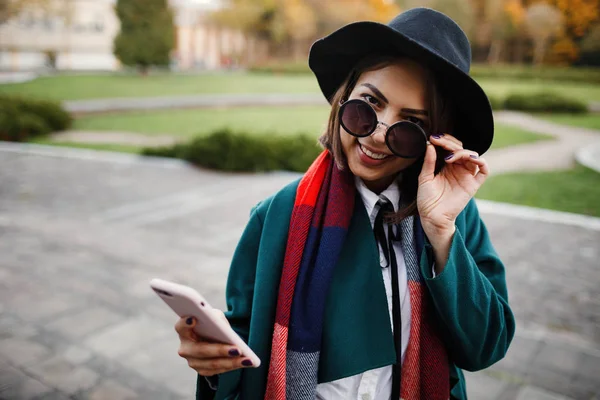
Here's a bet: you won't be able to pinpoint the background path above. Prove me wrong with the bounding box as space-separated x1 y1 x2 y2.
50 111 600 175
0 143 599 400
59 93 600 115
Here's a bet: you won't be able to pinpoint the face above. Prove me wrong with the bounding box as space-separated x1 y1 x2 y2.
340 59 429 193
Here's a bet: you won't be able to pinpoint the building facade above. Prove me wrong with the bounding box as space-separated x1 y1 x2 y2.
0 0 264 71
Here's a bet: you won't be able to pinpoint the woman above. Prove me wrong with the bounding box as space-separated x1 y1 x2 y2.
175 7 515 400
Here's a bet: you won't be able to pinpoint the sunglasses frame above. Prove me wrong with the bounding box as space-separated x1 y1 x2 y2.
339 99 429 159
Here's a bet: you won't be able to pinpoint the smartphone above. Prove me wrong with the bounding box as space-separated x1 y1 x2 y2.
150 278 261 367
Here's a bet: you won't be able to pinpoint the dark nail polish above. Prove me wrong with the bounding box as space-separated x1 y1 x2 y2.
186 317 193 326
229 349 240 357
470 154 478 159
444 153 454 160
431 134 442 139
242 359 253 367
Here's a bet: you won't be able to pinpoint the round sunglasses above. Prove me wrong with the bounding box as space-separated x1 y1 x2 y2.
339 99 429 159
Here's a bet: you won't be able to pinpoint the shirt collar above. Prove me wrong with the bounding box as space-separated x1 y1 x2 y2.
355 176 401 225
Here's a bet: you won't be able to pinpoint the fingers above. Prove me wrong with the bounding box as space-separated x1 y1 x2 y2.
175 316 198 342
179 339 241 359
444 150 490 184
188 355 254 376
429 133 463 152
419 142 437 181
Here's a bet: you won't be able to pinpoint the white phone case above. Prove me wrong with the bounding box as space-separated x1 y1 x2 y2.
150 278 261 367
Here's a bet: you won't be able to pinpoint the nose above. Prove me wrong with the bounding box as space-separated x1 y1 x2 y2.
371 121 388 144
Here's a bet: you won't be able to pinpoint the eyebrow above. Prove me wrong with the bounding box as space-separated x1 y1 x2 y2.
360 83 429 116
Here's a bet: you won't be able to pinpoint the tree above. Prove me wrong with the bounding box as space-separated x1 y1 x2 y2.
113 0 175 74
0 0 68 25
212 0 399 58
485 0 525 63
524 3 563 65
578 23 600 65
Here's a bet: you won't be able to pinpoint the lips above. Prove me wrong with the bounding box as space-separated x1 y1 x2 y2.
356 142 391 167
359 143 390 160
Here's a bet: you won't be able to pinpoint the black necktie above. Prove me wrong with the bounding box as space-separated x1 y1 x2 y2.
373 197 402 399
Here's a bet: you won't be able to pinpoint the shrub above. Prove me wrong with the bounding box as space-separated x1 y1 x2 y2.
249 60 600 84
15 98 72 131
0 107 51 142
471 64 600 84
488 95 504 110
503 92 588 113
249 60 311 75
142 129 321 172
0 95 72 142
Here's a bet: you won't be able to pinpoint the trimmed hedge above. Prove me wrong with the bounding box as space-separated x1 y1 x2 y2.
503 92 588 114
249 60 600 84
470 65 600 84
0 95 72 142
143 129 321 172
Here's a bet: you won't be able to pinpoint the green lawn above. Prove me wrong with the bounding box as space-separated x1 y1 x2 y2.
489 124 553 150
73 106 331 137
476 166 600 217
71 105 551 149
2 72 600 103
538 114 600 131
0 72 320 101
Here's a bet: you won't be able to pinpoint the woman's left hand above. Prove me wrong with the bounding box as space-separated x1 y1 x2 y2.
417 133 489 239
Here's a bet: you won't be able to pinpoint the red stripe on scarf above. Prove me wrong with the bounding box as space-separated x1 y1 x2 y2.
266 151 332 400
402 281 450 399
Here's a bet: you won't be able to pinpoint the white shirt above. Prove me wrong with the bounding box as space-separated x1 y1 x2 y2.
315 177 411 400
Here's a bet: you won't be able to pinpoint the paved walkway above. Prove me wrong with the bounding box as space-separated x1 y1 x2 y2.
58 94 600 114
63 94 327 114
0 142 599 400
50 111 600 175
491 111 600 174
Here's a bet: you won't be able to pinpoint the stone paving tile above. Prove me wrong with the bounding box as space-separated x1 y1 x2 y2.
45 306 126 340
84 315 173 360
493 334 544 379
85 379 139 400
464 371 509 399
0 361 54 400
30 391 72 400
576 351 600 383
24 356 100 396
531 342 581 377
0 338 52 369
0 314 39 340
83 354 184 399
117 335 196 397
516 385 574 400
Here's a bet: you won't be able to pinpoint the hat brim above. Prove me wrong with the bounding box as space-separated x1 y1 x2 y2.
309 22 494 155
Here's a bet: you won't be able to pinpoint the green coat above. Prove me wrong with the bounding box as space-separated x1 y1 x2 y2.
197 178 515 399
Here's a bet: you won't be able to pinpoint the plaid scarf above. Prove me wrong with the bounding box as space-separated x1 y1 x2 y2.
265 150 450 399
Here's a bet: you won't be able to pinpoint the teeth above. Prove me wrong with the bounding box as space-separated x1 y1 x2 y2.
360 144 388 160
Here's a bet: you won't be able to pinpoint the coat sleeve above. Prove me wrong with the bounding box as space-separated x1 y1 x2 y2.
420 199 516 372
196 204 264 399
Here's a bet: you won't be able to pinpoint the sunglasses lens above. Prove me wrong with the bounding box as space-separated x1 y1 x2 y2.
387 122 427 158
340 101 376 137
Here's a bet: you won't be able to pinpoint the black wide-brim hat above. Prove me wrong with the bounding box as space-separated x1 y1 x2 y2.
309 7 494 155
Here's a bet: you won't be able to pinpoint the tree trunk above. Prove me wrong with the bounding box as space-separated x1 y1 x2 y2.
487 39 503 64
138 65 149 76
533 37 547 65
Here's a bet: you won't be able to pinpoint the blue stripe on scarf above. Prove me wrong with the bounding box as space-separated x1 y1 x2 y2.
288 225 347 352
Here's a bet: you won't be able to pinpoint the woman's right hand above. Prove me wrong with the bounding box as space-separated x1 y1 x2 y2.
175 309 254 376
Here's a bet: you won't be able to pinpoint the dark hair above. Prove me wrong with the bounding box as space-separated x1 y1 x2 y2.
318 54 454 222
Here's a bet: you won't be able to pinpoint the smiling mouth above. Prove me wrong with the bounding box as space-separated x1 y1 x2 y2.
359 143 390 160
